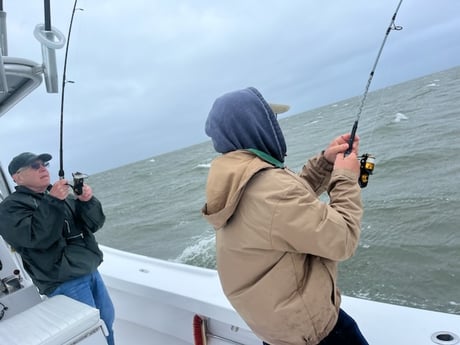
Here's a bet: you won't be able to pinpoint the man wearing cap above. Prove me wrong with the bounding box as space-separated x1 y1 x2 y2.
202 87 368 345
0 152 115 345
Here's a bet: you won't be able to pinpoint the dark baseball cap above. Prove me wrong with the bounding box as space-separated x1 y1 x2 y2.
8 152 52 175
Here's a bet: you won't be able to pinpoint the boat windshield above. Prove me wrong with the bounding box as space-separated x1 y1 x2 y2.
0 165 11 201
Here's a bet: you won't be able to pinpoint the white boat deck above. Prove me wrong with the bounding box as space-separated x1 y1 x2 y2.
99 246 460 345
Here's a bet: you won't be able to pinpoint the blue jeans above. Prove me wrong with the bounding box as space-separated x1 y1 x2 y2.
263 308 368 345
48 271 115 345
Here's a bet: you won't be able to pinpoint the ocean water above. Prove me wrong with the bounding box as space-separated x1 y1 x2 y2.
91 66 460 314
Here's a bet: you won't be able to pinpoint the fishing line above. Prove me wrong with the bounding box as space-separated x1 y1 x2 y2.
346 0 404 187
58 0 79 179
57 0 87 195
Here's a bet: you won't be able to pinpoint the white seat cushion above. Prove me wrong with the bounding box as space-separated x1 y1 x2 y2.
0 295 103 345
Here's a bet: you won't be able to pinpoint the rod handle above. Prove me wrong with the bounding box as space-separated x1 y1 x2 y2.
345 120 358 156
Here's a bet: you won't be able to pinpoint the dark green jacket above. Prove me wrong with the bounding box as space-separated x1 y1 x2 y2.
0 185 105 295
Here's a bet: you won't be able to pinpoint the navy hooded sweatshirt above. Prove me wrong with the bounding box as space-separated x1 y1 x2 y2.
205 87 287 163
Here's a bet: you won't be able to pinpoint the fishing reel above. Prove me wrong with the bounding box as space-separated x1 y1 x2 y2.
71 172 88 195
358 153 375 188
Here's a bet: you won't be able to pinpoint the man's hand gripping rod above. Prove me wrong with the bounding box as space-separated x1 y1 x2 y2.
345 121 375 189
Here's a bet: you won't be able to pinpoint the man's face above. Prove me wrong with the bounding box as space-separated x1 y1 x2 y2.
12 160 51 193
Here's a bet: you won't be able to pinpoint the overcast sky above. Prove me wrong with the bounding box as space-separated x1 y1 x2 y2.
0 0 459 180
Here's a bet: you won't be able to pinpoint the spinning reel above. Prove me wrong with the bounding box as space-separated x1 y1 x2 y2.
71 172 88 195
358 154 375 188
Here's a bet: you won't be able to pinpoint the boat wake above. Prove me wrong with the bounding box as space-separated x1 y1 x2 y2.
174 232 216 268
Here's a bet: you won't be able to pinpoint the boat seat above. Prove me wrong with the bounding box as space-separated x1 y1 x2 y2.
0 294 107 345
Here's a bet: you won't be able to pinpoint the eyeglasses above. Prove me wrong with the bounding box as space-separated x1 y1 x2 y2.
30 161 49 170
16 161 49 174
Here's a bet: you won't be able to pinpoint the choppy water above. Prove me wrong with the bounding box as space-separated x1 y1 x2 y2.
91 66 460 314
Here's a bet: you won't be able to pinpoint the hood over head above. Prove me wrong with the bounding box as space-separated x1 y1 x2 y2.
205 87 287 162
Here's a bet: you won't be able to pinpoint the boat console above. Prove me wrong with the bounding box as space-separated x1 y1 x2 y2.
0 239 42 320
0 56 44 116
0 8 65 119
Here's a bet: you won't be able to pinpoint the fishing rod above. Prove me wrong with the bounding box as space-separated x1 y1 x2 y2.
345 0 404 188
58 0 87 195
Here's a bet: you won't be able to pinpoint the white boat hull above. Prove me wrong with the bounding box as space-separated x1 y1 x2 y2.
99 245 460 345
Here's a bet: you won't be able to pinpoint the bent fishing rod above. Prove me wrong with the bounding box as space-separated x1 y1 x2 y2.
345 0 404 188
56 0 87 194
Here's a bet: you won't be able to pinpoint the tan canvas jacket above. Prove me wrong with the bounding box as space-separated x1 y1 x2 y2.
203 150 363 345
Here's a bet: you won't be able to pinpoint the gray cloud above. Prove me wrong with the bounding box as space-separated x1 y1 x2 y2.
1 0 459 179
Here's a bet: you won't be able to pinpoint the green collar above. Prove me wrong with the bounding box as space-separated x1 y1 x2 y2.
246 149 284 168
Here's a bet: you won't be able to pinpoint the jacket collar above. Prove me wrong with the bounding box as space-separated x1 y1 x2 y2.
246 149 284 168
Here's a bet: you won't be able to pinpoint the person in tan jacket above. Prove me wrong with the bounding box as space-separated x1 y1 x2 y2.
202 87 368 345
